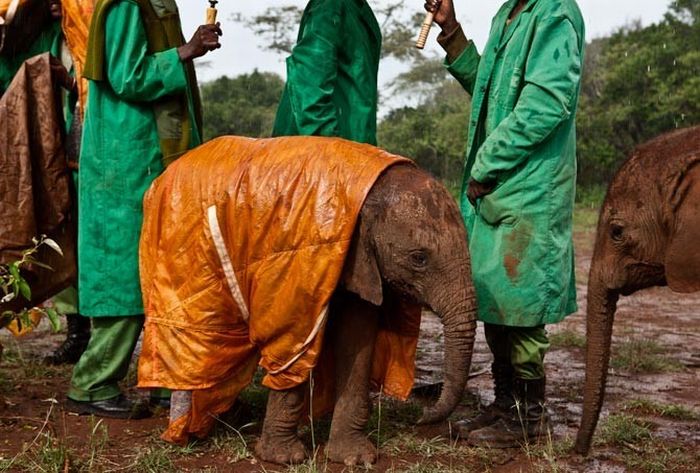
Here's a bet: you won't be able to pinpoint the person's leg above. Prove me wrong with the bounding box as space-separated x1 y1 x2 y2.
66 315 150 419
45 286 90 364
467 325 550 447
454 323 515 437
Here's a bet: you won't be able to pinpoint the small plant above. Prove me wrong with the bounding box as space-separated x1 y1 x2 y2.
623 399 699 420
1 235 63 333
611 339 683 373
597 413 653 445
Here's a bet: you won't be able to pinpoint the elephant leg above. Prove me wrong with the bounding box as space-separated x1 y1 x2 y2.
255 383 307 464
326 291 379 466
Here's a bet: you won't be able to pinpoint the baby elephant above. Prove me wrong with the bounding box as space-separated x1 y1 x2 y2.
137 136 477 465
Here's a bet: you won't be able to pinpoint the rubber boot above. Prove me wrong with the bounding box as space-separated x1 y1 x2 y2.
44 314 91 365
467 377 550 448
452 360 514 438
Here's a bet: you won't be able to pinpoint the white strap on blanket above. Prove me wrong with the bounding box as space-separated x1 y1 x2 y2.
207 205 250 322
267 304 329 375
1 0 21 25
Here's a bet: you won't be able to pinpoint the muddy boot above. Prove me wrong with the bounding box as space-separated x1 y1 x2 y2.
467 377 550 448
452 360 514 439
44 314 91 365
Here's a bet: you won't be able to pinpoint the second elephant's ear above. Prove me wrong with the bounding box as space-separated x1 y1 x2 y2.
665 156 700 293
342 216 383 306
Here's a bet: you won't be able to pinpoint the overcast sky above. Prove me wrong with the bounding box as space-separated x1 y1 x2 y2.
179 0 672 84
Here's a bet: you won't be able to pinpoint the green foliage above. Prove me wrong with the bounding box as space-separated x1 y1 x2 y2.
1 235 63 333
200 70 284 140
577 0 700 188
378 80 471 185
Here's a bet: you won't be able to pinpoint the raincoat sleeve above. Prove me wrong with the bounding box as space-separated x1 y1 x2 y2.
441 26 480 96
470 16 582 184
284 1 342 136
103 1 187 102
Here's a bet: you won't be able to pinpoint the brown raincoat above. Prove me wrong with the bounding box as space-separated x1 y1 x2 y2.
138 136 421 443
0 54 76 311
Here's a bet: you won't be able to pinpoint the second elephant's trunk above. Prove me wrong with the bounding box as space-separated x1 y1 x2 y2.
418 292 477 424
575 267 619 454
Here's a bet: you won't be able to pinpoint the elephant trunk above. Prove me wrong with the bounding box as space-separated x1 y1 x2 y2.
574 264 619 454
418 287 477 424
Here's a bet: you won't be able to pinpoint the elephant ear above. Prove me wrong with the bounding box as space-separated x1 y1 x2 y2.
342 216 383 306
665 156 700 293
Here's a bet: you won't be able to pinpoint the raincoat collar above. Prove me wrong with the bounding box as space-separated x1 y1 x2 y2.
497 0 538 53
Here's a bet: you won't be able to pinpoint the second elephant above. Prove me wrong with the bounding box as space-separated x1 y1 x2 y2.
576 125 700 454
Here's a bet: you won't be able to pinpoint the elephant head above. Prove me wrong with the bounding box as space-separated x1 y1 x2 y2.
341 163 477 424
575 126 700 454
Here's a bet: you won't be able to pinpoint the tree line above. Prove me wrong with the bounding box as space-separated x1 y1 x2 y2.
200 0 700 199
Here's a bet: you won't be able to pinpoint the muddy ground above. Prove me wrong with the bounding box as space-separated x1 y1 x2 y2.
1 208 698 472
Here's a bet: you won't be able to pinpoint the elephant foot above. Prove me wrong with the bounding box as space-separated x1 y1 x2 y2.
255 434 307 465
326 433 377 466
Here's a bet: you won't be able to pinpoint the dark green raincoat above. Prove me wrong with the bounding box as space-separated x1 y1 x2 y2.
78 0 200 316
447 0 585 326
0 21 61 94
272 0 381 144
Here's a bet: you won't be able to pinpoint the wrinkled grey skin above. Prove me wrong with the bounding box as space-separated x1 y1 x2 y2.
255 164 478 465
576 126 700 455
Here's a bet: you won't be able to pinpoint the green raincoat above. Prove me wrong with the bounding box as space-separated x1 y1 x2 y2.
447 0 585 326
78 0 201 316
272 0 381 144
0 21 62 94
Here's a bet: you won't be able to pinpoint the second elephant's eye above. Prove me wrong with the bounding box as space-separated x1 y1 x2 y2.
409 250 429 268
610 223 625 242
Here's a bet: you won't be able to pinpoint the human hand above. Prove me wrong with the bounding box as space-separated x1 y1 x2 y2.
178 23 222 62
424 0 459 34
466 178 496 206
49 56 76 92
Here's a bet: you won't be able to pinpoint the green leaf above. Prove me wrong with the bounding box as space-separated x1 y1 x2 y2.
45 307 61 332
18 279 31 300
8 263 20 281
43 238 63 256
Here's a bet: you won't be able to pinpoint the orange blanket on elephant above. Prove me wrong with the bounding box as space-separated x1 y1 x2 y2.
138 136 422 444
61 0 94 115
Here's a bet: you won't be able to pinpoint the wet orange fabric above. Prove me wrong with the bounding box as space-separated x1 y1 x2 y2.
0 0 28 18
138 136 421 443
61 0 93 115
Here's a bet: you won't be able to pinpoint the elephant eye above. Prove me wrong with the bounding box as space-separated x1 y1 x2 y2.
610 223 625 242
409 250 429 268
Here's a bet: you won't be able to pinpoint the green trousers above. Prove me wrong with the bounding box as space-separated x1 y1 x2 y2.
68 316 143 401
484 323 550 379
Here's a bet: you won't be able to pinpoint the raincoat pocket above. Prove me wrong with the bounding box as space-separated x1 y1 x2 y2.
478 188 522 227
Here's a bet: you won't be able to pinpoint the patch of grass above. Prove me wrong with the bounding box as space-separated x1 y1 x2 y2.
80 417 110 471
210 427 252 464
611 339 684 373
0 431 70 473
132 445 176 472
549 329 586 349
623 399 699 420
383 432 494 469
384 433 453 458
596 413 653 446
367 398 422 446
387 462 480 473
621 442 697 473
